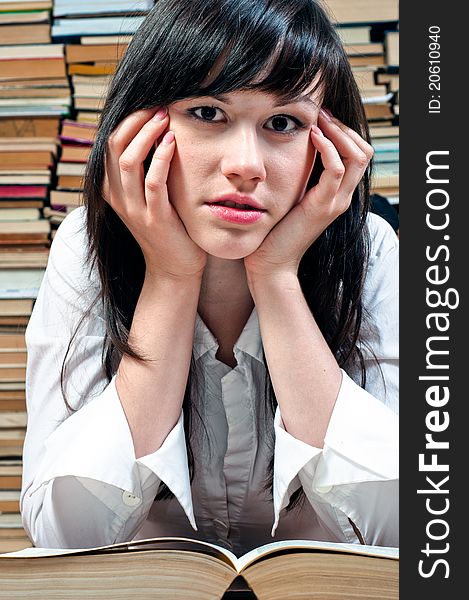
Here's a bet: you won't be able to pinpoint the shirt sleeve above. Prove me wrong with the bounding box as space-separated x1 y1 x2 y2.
20 207 195 549
272 213 399 547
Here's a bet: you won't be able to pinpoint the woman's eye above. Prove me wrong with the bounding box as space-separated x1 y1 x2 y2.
189 106 224 122
265 115 303 133
187 106 304 133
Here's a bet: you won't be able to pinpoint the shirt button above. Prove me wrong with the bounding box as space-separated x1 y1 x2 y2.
122 491 142 506
317 485 333 494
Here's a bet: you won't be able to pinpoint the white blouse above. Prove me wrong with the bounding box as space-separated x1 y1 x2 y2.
20 206 399 556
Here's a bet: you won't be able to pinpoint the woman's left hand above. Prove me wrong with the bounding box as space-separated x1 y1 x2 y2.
244 109 374 281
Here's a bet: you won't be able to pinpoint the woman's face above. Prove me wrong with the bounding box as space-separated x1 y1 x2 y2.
166 89 320 259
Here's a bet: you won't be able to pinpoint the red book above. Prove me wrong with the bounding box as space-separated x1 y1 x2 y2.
0 186 48 199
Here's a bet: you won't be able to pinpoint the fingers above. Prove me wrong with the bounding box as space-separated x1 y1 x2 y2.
309 126 346 207
305 110 373 220
317 109 373 197
320 108 374 158
118 110 170 210
105 107 169 213
144 131 176 215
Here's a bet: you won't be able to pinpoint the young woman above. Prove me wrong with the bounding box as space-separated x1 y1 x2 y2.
20 0 398 555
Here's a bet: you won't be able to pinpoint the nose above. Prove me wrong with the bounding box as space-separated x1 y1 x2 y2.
220 126 267 184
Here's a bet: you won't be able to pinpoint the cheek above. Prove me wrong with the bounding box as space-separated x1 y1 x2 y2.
167 132 222 207
272 143 316 204
293 136 317 201
302 146 317 191
166 133 202 200
295 138 316 181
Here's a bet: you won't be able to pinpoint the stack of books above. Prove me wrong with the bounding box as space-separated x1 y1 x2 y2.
0 21 69 288
0 0 61 553
0 511 26 553
370 125 399 205
0 330 29 553
338 26 395 123
0 0 51 45
52 0 150 121
47 120 93 227
333 0 399 209
382 29 399 117
0 213 39 554
0 38 70 191
46 0 152 232
326 0 398 23
371 28 399 205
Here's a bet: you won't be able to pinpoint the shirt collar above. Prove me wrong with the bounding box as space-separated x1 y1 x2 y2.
193 306 264 364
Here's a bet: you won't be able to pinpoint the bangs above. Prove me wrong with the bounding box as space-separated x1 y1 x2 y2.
118 0 345 108
195 3 342 105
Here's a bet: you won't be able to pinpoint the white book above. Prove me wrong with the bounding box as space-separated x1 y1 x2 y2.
53 0 152 17
372 139 399 152
0 514 23 529
80 34 133 45
52 16 146 37
56 162 86 176
0 0 50 3
336 25 371 45
0 269 45 299
0 208 41 221
0 107 68 117
0 412 27 427
0 175 51 184
0 98 71 107
361 92 394 105
0 45 64 60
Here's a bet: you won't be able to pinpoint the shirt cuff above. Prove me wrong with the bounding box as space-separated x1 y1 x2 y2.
137 413 197 531
28 375 197 531
272 369 398 534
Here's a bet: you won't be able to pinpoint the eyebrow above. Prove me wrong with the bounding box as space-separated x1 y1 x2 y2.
209 93 318 109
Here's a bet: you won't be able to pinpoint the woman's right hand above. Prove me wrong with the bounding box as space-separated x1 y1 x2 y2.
103 107 208 280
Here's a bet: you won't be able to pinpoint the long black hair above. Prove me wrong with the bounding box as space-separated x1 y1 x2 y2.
61 0 372 509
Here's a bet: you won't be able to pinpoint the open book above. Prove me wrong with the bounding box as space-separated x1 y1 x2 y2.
0 536 399 599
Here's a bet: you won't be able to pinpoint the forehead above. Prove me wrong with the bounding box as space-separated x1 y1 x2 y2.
206 89 321 109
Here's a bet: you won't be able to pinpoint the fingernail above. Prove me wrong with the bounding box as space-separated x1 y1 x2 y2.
152 107 168 121
320 107 333 121
312 125 323 136
162 131 175 144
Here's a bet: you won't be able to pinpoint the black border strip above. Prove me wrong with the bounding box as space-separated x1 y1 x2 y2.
400 1 464 597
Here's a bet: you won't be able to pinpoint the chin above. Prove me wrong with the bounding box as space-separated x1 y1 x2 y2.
198 238 262 261
208 249 253 260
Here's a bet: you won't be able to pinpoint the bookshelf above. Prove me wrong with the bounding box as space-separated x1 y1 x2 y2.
0 0 399 554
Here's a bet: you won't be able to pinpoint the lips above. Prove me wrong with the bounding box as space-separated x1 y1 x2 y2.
212 200 257 210
206 194 266 211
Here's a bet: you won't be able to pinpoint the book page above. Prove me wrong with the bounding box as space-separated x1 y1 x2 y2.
0 536 399 572
0 546 82 558
236 539 399 573
0 536 239 568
